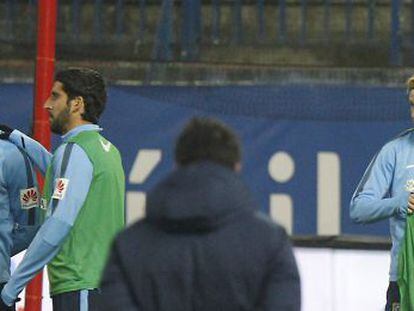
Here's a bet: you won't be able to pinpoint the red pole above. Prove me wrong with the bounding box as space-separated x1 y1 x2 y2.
25 1 57 310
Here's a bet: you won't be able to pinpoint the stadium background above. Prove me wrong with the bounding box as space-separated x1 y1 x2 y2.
2 0 414 310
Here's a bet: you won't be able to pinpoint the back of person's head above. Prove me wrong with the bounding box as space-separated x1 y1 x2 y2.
407 75 414 93
55 67 107 124
175 117 241 169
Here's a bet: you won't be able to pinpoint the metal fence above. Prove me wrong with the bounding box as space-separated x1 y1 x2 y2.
0 0 412 66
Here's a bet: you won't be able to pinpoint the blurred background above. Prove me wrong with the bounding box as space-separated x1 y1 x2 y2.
1 0 413 310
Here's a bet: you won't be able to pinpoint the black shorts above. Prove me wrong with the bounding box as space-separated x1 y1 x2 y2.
385 281 400 311
52 289 101 311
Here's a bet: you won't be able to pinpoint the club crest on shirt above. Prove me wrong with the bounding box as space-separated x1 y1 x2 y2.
406 179 414 192
52 178 69 200
20 187 39 209
99 138 111 152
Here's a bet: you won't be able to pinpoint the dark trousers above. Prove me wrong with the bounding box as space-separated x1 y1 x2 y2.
52 289 101 311
385 281 400 311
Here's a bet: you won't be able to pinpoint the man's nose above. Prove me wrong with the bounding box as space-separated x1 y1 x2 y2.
43 99 52 110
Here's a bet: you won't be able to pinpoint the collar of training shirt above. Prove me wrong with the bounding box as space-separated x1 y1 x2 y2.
61 124 102 142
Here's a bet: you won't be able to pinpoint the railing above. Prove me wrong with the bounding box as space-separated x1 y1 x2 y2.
0 0 412 66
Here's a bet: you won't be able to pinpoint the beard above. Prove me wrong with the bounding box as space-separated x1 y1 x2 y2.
50 106 71 135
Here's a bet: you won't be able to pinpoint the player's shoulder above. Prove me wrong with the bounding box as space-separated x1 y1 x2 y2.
0 140 24 159
243 211 288 242
394 127 414 140
54 142 87 163
54 142 72 156
382 128 414 151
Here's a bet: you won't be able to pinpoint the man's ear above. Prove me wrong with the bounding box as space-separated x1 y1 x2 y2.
70 96 85 114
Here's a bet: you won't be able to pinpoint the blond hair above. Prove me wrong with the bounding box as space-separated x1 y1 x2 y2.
407 76 414 91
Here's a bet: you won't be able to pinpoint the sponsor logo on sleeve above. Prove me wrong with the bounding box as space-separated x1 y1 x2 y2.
20 187 39 209
52 178 69 200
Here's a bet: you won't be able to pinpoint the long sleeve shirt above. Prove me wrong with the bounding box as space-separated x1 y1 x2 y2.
0 140 39 283
1 124 101 305
350 130 414 281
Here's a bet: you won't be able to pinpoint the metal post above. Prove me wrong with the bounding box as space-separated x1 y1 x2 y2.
323 0 331 43
93 0 103 42
257 0 265 42
232 0 243 44
345 0 353 42
181 0 195 60
116 0 124 40
72 0 81 41
152 0 173 61
390 0 402 66
278 0 286 43
300 0 307 46
139 0 146 42
194 0 202 47
367 0 375 40
26 0 57 310
211 0 220 44
5 0 15 40
27 0 37 40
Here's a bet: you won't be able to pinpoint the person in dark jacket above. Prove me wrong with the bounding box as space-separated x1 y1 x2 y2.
98 117 301 311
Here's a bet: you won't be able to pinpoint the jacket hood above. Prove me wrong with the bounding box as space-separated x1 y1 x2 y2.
146 161 255 233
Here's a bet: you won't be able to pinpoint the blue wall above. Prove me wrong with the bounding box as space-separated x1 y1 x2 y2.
0 83 410 237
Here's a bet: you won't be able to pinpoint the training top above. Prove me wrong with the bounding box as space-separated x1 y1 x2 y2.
1 124 124 305
350 129 414 281
0 140 39 283
46 130 125 295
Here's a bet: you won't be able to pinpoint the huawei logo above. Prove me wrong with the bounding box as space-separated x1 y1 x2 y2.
56 180 65 193
22 189 38 203
52 178 69 200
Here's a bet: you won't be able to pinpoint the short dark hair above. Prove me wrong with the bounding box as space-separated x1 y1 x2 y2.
55 67 107 124
175 117 241 169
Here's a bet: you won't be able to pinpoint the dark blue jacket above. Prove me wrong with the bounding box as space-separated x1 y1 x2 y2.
99 162 300 311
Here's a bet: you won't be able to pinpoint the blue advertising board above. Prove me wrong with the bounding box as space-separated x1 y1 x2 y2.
0 83 410 237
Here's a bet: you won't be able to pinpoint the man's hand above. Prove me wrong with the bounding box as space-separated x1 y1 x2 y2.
408 193 414 215
0 125 13 140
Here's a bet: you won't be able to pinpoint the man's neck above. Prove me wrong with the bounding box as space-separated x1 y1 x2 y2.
64 120 92 134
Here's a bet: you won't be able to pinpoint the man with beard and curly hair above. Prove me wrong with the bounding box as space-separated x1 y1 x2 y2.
0 68 125 311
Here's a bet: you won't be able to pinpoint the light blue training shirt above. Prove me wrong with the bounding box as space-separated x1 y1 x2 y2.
1 124 99 306
350 129 414 281
0 140 40 283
